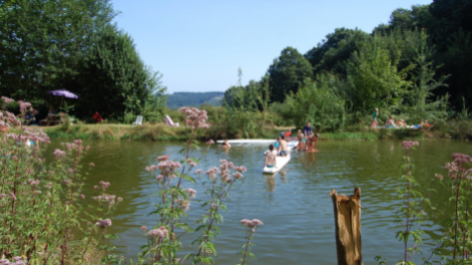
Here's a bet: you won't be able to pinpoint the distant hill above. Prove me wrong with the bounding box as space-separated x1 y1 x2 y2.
166 92 224 109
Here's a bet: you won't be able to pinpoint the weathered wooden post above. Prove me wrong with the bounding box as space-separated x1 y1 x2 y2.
330 187 362 265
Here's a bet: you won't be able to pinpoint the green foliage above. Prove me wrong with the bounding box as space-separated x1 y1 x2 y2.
267 47 313 102
345 36 411 114
0 0 166 122
305 28 371 77
278 75 345 132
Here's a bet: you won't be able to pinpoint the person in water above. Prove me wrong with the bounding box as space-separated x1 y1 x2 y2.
297 129 305 150
279 135 289 156
265 144 277 168
274 136 281 153
222 140 231 148
303 122 313 138
306 132 319 152
370 108 379 128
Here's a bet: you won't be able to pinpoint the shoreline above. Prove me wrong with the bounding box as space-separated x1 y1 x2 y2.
40 123 472 142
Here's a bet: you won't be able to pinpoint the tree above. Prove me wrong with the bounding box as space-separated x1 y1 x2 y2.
345 37 411 113
0 0 116 100
304 28 371 77
66 28 160 121
267 47 312 102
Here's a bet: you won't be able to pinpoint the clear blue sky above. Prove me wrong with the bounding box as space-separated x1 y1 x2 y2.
111 0 433 94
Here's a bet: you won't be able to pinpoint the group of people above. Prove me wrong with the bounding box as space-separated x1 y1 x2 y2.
297 122 319 152
371 108 431 129
264 122 319 169
264 135 290 169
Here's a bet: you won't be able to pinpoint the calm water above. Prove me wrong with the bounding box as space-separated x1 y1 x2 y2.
46 139 472 264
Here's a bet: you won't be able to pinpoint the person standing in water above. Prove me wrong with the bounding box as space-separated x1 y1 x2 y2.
222 140 231 149
297 129 305 150
303 122 313 138
279 135 289 156
265 144 277 168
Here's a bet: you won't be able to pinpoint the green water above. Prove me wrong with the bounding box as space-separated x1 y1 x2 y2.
46 139 472 264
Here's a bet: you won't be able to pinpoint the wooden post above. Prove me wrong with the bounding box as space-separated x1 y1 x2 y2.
330 187 362 265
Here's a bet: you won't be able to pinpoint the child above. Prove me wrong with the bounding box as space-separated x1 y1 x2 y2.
265 144 277 168
297 129 305 150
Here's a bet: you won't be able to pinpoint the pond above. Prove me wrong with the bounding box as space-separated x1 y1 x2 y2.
46 139 472 264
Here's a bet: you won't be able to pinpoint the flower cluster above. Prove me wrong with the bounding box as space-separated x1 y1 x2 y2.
0 256 27 265
147 226 169 239
17 100 31 113
185 188 197 198
402 141 419 151
179 107 211 129
95 219 112 228
239 219 264 228
442 153 472 180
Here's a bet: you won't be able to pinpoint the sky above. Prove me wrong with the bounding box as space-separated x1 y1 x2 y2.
111 0 433 94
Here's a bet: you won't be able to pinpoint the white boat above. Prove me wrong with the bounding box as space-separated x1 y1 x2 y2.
263 154 291 174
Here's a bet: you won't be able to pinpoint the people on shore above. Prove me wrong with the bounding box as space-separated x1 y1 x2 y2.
370 108 379 128
385 115 398 128
265 144 277 169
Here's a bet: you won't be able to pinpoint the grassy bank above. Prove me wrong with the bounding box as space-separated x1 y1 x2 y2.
40 122 472 141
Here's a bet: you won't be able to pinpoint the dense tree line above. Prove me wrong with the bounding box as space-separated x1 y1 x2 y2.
0 0 166 121
224 0 472 130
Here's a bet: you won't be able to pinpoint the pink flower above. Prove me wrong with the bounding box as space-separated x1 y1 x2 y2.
94 185 99 189
68 168 74 173
206 139 215 145
100 181 110 189
157 155 170 161
89 162 95 167
235 166 247 173
0 194 7 198
435 174 444 181
195 169 202 174
156 175 164 181
35 191 41 194
140 226 147 232
95 219 112 228
80 194 85 199
53 149 66 158
10 192 16 201
64 179 71 185
402 141 419 151
185 188 197 198
117 197 123 202
232 172 243 179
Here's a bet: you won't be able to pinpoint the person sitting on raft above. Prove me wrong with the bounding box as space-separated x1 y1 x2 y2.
222 140 231 149
265 144 277 169
279 135 289 157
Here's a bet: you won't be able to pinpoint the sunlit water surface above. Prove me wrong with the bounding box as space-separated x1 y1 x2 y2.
45 139 472 264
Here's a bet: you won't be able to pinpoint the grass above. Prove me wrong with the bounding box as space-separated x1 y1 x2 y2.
39 120 472 142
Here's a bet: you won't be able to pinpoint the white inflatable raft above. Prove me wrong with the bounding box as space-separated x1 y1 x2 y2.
216 139 275 144
263 154 291 174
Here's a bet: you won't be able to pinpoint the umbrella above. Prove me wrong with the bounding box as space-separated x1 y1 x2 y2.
47 89 79 99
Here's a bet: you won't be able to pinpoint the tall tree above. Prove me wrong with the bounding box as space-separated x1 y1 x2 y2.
267 47 312 102
304 28 371 77
345 37 411 113
0 0 116 99
66 28 160 121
